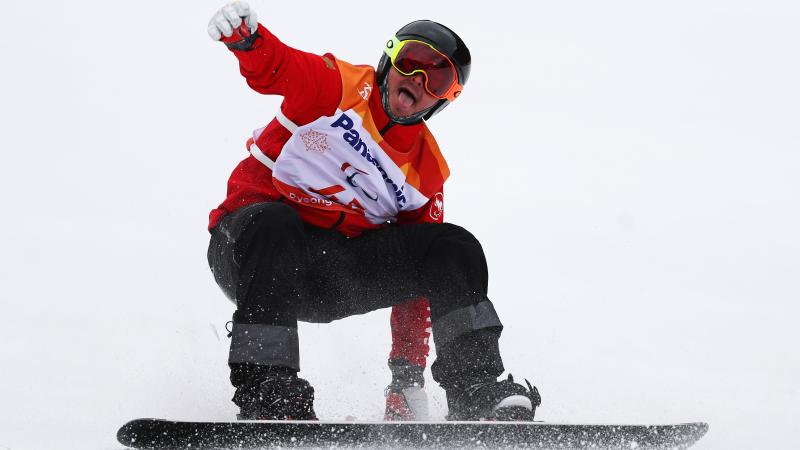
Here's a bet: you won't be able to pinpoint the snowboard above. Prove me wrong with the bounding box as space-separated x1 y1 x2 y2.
117 418 708 449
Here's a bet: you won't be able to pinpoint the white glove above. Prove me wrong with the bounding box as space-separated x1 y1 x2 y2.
207 1 258 41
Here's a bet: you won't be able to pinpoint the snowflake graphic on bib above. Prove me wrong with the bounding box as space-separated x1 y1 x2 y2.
300 129 330 153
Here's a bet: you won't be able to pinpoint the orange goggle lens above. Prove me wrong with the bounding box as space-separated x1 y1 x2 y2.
388 40 462 101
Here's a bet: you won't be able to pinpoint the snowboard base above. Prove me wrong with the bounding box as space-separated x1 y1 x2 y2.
117 418 708 449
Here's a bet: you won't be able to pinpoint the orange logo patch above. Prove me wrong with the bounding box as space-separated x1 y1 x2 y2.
358 82 372 100
429 192 444 221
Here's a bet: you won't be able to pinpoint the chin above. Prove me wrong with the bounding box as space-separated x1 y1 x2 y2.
389 104 413 118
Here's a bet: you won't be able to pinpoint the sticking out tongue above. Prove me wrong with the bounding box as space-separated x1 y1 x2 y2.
398 89 415 108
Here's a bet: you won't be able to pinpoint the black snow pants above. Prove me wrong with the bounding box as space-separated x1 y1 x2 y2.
207 201 505 390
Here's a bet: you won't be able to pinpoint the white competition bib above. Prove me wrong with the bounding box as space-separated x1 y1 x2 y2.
271 109 429 224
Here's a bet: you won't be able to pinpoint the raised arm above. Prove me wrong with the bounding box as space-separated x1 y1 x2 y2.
208 1 341 121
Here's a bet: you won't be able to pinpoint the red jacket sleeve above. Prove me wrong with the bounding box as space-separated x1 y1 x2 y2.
396 191 445 226
209 23 344 229
388 191 445 369
229 23 342 124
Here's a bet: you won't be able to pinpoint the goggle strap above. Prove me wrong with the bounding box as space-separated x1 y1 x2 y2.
384 36 403 59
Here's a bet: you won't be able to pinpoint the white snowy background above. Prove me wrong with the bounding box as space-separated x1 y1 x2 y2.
1 0 798 449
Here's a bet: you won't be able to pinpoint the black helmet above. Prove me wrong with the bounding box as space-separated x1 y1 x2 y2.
376 20 471 124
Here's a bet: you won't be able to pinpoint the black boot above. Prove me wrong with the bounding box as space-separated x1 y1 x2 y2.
446 374 541 421
232 369 317 420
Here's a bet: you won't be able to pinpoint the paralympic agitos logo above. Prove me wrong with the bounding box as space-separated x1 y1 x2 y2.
341 163 378 202
331 113 406 207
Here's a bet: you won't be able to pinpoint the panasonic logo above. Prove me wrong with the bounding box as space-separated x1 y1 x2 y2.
331 113 406 207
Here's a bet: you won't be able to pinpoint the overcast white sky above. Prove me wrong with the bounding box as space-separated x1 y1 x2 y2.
1 1 798 449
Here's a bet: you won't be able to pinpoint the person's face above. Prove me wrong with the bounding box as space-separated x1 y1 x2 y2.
385 67 440 118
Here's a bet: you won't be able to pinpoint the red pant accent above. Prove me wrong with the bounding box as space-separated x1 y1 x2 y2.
389 298 431 368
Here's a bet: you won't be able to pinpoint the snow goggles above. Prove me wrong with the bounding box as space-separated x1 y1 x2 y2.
384 37 463 102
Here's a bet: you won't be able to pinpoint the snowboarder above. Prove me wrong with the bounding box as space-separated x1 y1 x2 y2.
206 1 540 421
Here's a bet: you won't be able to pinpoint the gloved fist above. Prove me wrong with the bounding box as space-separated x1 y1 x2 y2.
208 1 258 47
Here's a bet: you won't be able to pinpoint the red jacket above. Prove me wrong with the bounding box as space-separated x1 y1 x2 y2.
210 24 444 368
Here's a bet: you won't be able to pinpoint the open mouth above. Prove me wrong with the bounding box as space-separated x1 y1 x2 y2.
397 86 417 108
